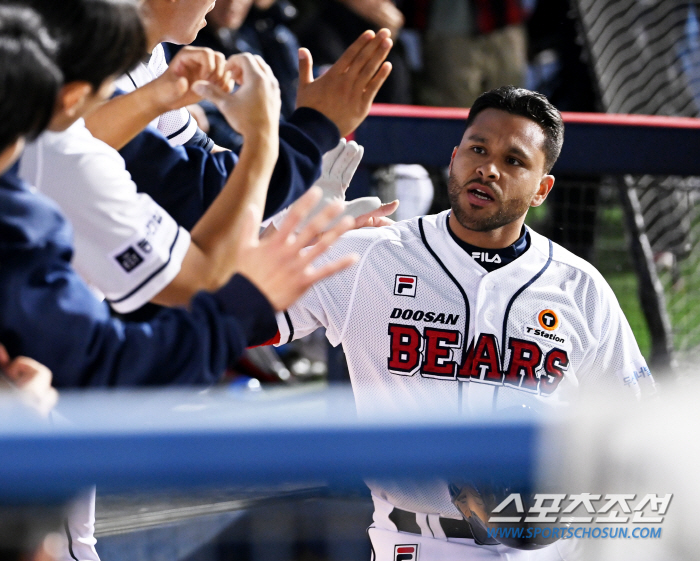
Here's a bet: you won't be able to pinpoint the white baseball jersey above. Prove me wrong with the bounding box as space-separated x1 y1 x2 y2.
19 119 191 314
277 211 653 520
114 43 198 146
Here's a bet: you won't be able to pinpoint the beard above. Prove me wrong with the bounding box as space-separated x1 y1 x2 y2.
447 172 532 233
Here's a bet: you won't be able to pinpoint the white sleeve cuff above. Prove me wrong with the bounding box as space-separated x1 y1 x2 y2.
275 311 293 346
107 226 191 314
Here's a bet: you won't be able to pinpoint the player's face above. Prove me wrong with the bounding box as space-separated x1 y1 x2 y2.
146 0 218 45
207 0 253 31
447 109 554 235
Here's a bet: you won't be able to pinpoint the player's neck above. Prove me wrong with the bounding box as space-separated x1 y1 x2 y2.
447 212 526 249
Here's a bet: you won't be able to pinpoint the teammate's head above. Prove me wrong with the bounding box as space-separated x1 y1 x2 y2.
0 4 62 172
140 0 217 47
464 86 564 174
447 87 562 245
22 0 146 130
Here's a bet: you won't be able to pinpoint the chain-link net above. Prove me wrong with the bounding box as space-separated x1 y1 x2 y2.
573 0 700 367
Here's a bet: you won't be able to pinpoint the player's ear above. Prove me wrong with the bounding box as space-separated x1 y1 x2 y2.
448 146 458 173
55 82 94 120
530 174 555 207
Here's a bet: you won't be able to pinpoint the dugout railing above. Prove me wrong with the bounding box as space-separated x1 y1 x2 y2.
353 105 700 373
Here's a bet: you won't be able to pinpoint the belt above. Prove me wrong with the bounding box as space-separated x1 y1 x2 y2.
389 507 475 540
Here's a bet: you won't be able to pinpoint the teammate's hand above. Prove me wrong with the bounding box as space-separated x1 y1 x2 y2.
354 199 399 228
193 53 281 139
236 187 358 311
272 139 380 232
149 47 233 113
0 344 58 417
296 29 393 137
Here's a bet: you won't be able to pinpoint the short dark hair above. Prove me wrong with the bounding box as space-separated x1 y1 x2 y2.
20 0 146 90
0 5 62 150
465 86 565 173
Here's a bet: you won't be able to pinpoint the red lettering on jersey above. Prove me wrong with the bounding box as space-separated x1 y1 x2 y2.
540 348 569 394
456 341 475 380
387 324 422 375
470 334 502 383
420 328 461 379
504 338 542 391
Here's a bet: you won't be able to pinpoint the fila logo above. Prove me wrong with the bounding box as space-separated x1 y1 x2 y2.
394 275 417 297
394 544 418 561
471 251 502 264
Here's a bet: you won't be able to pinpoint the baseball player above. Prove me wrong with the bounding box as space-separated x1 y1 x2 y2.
19 0 392 314
272 86 654 560
111 0 220 148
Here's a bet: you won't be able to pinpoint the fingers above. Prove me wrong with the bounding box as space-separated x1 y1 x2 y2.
298 48 314 86
340 142 364 187
253 54 277 84
207 51 229 91
349 29 392 83
354 199 398 228
363 61 393 102
301 214 355 263
277 186 323 240
357 35 393 86
321 139 348 179
191 81 229 104
294 199 345 248
225 53 260 83
330 30 376 75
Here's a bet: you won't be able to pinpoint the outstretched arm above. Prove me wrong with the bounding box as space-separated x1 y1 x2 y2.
150 54 281 307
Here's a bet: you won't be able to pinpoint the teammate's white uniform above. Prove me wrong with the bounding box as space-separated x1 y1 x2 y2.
276 211 653 560
114 43 198 146
19 119 191 313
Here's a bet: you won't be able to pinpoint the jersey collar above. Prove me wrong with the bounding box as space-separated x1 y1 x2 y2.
420 211 551 285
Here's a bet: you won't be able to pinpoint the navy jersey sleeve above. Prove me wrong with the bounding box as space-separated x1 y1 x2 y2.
0 257 274 388
120 108 340 230
0 169 277 388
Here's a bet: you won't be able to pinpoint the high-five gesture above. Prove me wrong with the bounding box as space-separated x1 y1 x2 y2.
296 29 393 137
236 187 359 312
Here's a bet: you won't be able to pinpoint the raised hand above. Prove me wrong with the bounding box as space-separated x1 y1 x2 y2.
296 29 393 137
150 46 233 112
192 53 281 139
236 187 358 311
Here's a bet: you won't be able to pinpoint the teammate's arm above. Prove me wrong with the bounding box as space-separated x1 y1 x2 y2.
151 53 281 307
85 47 231 150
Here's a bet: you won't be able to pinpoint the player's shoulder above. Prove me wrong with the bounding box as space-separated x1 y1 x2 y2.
529 227 616 297
335 214 426 251
23 119 135 201
38 119 116 160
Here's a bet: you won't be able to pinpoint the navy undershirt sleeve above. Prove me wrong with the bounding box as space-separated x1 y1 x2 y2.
120 107 339 230
0 167 276 388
